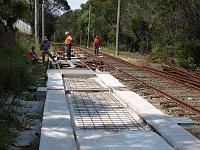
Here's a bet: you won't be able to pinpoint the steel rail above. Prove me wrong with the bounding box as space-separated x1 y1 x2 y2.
106 63 200 116
75 46 200 92
75 46 200 116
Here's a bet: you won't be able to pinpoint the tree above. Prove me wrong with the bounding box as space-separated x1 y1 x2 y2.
23 0 70 39
54 0 200 67
55 0 118 45
0 0 28 31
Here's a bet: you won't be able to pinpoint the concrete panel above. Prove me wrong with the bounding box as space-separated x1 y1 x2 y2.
39 90 76 150
47 72 64 90
62 69 95 77
96 74 125 88
170 117 194 125
37 87 47 92
47 69 62 74
78 130 173 150
115 91 200 150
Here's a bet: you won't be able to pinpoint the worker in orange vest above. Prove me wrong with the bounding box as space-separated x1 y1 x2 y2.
64 32 73 60
93 35 101 55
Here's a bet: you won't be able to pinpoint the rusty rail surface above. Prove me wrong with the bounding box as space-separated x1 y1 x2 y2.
73 46 200 91
74 46 200 117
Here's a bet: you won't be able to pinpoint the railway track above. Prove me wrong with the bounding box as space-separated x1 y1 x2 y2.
72 46 200 120
53 44 200 138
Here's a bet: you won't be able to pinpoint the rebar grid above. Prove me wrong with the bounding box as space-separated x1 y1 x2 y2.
70 92 147 130
64 77 108 91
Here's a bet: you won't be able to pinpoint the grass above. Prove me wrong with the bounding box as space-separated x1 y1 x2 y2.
32 63 47 87
101 46 149 64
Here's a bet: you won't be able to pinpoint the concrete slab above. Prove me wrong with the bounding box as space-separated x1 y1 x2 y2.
95 71 110 74
37 87 47 92
67 60 76 68
67 91 147 130
58 60 76 68
64 77 109 92
96 74 125 88
77 130 173 150
39 90 76 150
47 72 64 90
115 91 200 150
171 117 195 125
41 69 200 150
62 69 95 77
47 69 62 74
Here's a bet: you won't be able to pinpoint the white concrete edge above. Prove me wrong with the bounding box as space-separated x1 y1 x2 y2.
96 73 126 88
95 73 200 150
113 89 200 150
39 71 77 150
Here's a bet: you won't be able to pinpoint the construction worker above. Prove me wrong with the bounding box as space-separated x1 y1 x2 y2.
64 32 73 60
93 35 101 55
26 45 38 63
40 36 56 63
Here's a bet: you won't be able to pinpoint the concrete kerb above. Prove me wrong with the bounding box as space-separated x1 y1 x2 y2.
39 70 76 150
112 86 200 150
95 73 200 150
41 70 200 150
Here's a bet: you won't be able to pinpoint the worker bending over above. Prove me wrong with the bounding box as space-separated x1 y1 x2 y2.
40 36 56 63
26 45 38 63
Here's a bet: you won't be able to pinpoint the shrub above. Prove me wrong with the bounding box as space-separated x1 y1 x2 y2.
0 40 33 94
150 42 182 64
177 57 197 69
0 121 10 149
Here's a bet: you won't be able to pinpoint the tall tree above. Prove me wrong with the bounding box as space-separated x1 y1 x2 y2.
24 0 70 38
0 0 28 31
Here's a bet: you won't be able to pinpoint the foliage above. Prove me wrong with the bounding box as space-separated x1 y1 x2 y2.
0 33 34 148
0 34 34 94
0 0 28 31
24 0 70 39
0 120 10 149
45 0 70 13
54 0 200 68
55 0 117 44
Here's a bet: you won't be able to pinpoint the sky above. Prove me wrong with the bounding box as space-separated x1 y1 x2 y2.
68 0 88 10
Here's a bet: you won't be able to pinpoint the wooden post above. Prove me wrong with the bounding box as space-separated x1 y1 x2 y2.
87 5 91 48
42 0 45 41
115 0 121 55
35 0 39 45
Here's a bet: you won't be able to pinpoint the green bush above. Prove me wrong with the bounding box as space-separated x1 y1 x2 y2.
150 42 182 64
150 43 163 60
177 57 197 69
0 121 10 149
0 41 33 94
138 40 150 53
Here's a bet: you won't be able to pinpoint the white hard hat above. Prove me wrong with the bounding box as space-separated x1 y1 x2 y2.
65 31 69 35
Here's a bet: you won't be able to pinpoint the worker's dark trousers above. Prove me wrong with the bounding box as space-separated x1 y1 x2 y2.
66 44 72 60
95 45 99 55
42 50 55 63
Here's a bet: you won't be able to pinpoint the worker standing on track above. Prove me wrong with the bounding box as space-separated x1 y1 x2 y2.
93 35 101 55
40 36 56 63
64 32 73 60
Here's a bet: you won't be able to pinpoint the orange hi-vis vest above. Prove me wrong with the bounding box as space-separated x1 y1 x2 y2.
65 35 72 45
